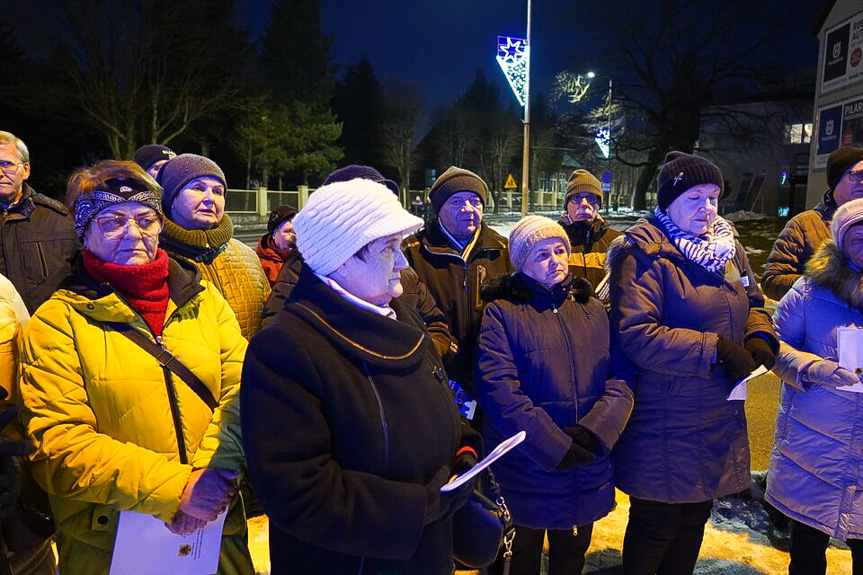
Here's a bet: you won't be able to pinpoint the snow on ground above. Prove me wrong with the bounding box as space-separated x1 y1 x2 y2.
245 487 854 574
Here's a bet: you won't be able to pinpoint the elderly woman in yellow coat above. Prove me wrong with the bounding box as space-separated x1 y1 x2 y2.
17 160 251 574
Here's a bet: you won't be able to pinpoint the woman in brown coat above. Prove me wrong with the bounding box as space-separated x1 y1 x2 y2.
607 152 779 575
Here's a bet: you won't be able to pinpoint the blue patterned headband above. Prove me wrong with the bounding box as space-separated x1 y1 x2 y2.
74 178 163 238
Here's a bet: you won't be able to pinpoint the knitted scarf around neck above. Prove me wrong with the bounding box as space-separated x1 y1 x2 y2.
654 207 735 273
160 214 234 264
83 249 170 335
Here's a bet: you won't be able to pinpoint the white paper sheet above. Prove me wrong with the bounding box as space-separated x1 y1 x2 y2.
726 364 769 401
836 327 863 393
109 509 227 575
441 430 527 492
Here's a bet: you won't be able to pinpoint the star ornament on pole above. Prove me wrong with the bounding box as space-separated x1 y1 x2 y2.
496 36 529 106
595 126 611 159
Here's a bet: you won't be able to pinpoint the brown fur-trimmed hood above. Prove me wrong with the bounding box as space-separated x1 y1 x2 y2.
807 241 863 311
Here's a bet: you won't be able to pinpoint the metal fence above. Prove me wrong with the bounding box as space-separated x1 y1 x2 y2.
225 187 307 217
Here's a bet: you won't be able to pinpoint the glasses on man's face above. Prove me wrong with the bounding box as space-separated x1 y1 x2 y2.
847 170 863 184
95 215 163 239
0 160 25 174
569 193 599 205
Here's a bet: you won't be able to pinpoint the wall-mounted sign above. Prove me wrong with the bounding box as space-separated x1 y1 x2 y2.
815 96 863 169
821 10 863 95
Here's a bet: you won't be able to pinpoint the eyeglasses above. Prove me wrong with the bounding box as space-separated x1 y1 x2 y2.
94 215 163 239
847 170 863 183
0 160 25 173
568 193 600 205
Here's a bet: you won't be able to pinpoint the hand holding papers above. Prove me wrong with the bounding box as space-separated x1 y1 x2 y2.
110 509 227 575
442 430 526 492
726 365 769 401
836 327 863 393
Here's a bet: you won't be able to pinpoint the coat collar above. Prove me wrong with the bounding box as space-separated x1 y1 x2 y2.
418 220 507 261
807 242 863 311
57 252 204 324
160 214 234 264
559 215 608 247
606 215 742 282
285 263 427 369
482 272 592 308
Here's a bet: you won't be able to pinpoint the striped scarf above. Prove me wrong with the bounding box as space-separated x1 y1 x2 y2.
654 207 735 273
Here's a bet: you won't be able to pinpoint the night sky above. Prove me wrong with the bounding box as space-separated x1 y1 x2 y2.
235 0 821 119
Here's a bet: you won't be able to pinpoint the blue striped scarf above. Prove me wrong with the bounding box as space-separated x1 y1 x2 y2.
654 207 735 273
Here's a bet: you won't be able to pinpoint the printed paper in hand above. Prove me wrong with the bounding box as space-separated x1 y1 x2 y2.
441 430 526 492
109 510 227 575
726 365 769 401
836 327 863 393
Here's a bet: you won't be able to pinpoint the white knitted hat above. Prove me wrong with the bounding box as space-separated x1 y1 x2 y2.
293 178 424 276
509 215 571 272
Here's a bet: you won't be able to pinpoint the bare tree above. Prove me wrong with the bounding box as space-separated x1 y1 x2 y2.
7 0 251 159
380 84 422 198
577 0 794 209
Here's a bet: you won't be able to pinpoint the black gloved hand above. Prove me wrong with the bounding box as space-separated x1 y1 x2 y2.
424 464 480 525
556 426 597 470
716 335 757 385
745 337 776 370
451 449 478 477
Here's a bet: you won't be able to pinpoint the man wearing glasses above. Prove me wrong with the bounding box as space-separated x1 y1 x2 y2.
559 169 621 295
0 131 77 313
763 147 863 302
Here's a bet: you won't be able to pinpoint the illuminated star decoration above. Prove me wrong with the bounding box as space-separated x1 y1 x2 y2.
496 36 529 107
595 126 611 159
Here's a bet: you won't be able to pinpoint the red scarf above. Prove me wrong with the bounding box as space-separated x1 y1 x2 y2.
83 249 170 336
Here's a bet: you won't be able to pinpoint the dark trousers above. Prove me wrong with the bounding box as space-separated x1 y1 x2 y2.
789 519 863 575
488 523 594 575
622 497 713 575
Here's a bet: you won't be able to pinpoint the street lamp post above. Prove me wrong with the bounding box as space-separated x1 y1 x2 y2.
496 2 531 216
520 0 531 217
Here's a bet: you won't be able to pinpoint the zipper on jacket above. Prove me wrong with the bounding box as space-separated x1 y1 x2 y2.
554 305 580 423
362 362 389 471
157 335 189 465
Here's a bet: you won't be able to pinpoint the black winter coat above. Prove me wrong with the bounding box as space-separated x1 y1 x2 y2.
242 264 463 575
1 185 77 313
260 254 456 360
474 273 633 529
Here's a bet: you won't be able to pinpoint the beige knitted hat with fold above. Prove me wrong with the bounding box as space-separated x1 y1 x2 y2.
509 215 571 272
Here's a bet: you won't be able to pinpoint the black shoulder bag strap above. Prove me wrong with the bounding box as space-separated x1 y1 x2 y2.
103 322 219 411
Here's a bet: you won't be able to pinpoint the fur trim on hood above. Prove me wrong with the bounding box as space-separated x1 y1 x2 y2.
481 272 593 305
807 241 863 311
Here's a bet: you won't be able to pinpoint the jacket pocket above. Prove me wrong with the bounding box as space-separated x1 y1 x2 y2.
21 240 48 285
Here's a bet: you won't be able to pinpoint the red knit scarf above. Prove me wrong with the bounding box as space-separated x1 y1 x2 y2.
83 249 170 336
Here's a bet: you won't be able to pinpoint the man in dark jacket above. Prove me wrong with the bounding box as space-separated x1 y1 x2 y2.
0 132 78 314
403 167 513 420
762 146 863 301
558 169 621 294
